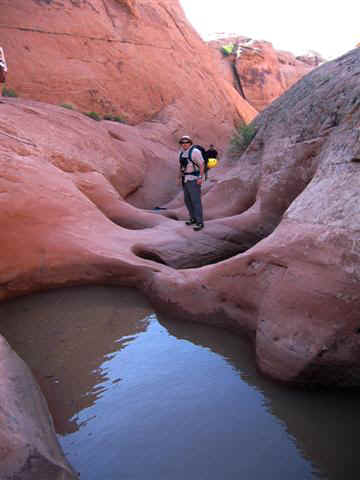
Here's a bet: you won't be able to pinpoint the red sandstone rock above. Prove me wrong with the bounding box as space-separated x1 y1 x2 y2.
0 335 76 478
235 41 310 111
149 48 360 387
0 0 256 147
0 4 360 478
1 48 360 390
208 37 323 111
296 51 324 66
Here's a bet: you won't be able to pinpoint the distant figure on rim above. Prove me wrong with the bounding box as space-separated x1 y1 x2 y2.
206 144 218 162
205 144 218 179
178 135 204 231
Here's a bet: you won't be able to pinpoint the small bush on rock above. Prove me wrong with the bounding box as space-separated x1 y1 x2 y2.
85 111 101 121
60 103 74 110
103 114 126 123
2 87 18 97
229 123 257 156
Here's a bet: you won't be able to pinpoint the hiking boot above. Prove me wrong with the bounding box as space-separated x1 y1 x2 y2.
193 223 204 231
185 219 196 225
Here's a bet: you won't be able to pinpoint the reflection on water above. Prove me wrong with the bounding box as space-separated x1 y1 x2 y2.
0 286 152 435
1 286 360 479
162 317 360 480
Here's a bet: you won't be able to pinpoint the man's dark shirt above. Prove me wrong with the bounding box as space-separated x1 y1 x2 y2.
206 148 218 159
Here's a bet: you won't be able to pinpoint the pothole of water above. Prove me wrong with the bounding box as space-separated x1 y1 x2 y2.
1 286 359 480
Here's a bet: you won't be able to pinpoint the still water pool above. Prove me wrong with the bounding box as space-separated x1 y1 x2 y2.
0 286 359 480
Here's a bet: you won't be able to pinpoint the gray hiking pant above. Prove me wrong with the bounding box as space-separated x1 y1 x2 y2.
183 180 203 224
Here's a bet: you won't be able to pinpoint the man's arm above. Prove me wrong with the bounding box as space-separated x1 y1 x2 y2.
177 169 182 185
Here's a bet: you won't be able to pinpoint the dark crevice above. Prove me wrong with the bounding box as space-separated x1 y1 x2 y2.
132 246 168 265
231 61 246 99
108 130 126 142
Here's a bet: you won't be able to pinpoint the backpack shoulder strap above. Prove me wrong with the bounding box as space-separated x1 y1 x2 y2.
189 145 200 170
188 145 195 158
188 145 202 168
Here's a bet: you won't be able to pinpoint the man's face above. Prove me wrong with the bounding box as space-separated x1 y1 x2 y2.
180 141 191 151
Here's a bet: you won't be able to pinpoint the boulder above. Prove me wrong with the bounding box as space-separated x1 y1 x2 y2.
0 335 76 479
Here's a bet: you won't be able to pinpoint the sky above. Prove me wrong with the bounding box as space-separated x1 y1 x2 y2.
179 0 359 60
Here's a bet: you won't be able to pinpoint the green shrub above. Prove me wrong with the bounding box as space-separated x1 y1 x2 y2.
2 87 18 97
229 123 257 156
113 115 125 123
103 114 126 123
85 111 101 121
60 103 74 110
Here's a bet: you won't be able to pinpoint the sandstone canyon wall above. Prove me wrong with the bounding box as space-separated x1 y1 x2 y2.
1 0 259 209
0 0 255 145
151 47 360 386
0 2 257 476
1 0 360 477
208 37 324 112
0 48 359 387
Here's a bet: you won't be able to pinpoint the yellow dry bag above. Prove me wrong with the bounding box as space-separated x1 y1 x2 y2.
207 158 218 169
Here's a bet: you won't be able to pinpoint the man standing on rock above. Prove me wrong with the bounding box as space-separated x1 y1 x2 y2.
178 135 204 231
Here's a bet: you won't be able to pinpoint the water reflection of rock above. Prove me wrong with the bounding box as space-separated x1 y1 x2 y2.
158 314 360 480
0 286 152 435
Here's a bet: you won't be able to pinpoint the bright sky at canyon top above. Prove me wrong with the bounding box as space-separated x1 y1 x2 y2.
180 0 359 60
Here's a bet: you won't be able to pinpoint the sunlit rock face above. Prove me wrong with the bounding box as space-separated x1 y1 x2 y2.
1 0 255 144
208 37 324 111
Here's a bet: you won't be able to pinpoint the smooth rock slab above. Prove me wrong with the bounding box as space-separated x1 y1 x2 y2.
0 335 77 479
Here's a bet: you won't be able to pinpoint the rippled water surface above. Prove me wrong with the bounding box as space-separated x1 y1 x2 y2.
1 286 360 480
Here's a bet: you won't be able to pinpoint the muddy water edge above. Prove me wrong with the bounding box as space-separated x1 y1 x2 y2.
0 285 360 480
